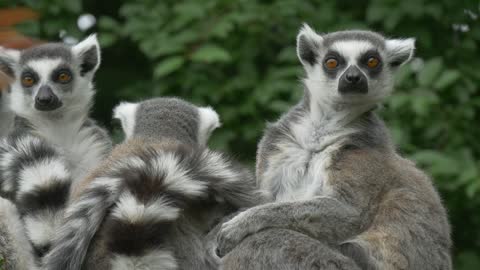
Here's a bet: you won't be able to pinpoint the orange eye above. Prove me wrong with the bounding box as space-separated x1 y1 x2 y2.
367 57 380 69
57 72 72 83
21 76 35 87
325 58 338 69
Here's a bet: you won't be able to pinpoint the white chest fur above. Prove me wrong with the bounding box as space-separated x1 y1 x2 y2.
261 115 352 202
33 119 109 183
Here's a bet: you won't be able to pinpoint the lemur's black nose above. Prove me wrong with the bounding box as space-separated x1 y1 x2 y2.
35 85 62 111
345 72 361 84
338 66 368 94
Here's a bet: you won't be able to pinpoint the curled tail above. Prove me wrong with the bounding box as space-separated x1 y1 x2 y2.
0 197 37 270
43 143 265 270
0 133 72 259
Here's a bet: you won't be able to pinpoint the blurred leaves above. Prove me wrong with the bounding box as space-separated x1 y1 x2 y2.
1 0 480 268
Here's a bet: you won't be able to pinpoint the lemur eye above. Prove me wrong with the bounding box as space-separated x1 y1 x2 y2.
21 75 35 87
367 57 380 69
57 71 72 83
325 58 339 69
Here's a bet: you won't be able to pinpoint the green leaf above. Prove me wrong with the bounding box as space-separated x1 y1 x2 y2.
191 45 231 63
433 70 461 90
417 58 443 86
153 57 185 78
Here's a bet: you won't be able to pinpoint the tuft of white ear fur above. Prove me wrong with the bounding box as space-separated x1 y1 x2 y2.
385 38 415 67
72 34 101 75
296 23 324 68
0 47 20 78
113 102 139 139
197 106 221 146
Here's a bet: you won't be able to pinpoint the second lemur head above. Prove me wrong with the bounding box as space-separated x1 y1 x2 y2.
113 97 221 146
296 24 415 109
0 35 100 119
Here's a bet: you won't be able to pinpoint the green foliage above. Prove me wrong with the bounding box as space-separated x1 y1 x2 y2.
2 0 480 268
0 256 3 270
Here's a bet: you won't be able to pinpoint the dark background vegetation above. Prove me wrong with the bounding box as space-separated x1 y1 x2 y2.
1 0 479 269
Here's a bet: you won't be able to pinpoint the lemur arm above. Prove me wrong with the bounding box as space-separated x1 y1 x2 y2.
216 196 362 257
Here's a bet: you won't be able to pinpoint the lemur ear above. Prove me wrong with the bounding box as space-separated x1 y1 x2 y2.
72 34 101 76
385 38 415 68
197 106 221 146
0 47 20 78
296 23 324 68
113 102 139 139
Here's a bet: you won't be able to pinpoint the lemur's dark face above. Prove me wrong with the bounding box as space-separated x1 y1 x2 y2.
0 35 100 117
297 25 415 106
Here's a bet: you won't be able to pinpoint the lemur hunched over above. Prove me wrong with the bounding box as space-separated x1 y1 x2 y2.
42 97 266 270
216 24 452 270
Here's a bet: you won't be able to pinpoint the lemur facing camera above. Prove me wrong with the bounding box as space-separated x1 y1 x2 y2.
43 97 266 270
216 24 451 270
0 36 112 261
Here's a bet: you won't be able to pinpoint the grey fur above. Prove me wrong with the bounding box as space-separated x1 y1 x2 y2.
19 43 72 65
134 97 200 145
217 26 451 270
43 97 266 270
322 30 386 49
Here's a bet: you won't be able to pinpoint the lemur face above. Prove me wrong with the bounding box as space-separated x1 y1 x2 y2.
0 35 100 117
297 24 415 106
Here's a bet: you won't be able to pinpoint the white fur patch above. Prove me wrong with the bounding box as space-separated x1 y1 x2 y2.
72 34 101 73
110 250 177 270
114 102 139 139
385 38 415 66
23 209 63 247
0 197 37 270
201 151 241 182
197 106 220 145
112 192 179 223
152 153 207 197
331 41 374 65
296 23 324 68
18 158 70 195
26 59 63 88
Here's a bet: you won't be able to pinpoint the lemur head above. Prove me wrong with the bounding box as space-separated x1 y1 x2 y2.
113 97 221 146
297 24 415 108
0 35 100 119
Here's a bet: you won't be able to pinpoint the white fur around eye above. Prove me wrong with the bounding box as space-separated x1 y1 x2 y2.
113 102 139 139
197 106 221 145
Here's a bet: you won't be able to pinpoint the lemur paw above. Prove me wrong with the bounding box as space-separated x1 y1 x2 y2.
216 210 252 257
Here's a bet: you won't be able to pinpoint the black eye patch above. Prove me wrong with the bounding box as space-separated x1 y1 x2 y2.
358 50 383 77
51 64 74 84
20 68 39 88
322 51 346 79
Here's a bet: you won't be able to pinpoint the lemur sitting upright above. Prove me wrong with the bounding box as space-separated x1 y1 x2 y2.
43 97 266 270
0 36 112 260
216 25 452 270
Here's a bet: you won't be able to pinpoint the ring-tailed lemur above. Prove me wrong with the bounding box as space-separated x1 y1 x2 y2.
216 24 451 270
43 97 266 270
0 36 112 260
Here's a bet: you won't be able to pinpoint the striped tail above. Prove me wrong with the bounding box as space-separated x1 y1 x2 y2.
0 197 38 270
0 133 73 260
43 143 266 270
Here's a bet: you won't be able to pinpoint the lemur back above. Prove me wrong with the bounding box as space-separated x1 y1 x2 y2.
217 25 451 270
0 36 112 263
43 97 266 270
